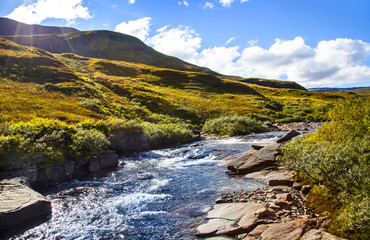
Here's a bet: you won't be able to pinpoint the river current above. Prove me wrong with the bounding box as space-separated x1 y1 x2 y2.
13 132 287 240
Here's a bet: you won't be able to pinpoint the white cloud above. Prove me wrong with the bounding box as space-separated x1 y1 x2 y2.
115 17 151 42
203 2 215 9
226 37 235 45
230 37 370 87
147 25 370 87
220 0 234 7
219 0 249 7
6 0 91 24
178 1 189 6
196 46 240 74
128 0 135 4
147 25 202 62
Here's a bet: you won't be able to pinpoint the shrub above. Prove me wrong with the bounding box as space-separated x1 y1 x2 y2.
280 97 370 239
142 122 193 149
202 115 268 136
72 128 110 160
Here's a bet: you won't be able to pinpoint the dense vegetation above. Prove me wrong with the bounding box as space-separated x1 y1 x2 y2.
202 115 269 136
0 118 193 166
280 98 369 239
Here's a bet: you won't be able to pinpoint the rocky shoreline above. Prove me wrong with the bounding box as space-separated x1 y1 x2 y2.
194 129 344 239
1 122 328 239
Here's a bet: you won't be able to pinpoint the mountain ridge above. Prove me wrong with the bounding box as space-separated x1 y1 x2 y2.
0 17 78 36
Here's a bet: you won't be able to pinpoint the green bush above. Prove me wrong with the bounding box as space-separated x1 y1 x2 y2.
72 128 110 160
142 122 193 149
202 115 268 136
280 98 370 239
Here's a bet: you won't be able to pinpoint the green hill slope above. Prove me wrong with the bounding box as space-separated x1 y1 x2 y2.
3 30 219 76
0 17 78 36
0 38 357 125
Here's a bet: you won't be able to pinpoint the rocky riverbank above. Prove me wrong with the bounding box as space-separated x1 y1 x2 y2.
195 130 344 239
0 177 52 239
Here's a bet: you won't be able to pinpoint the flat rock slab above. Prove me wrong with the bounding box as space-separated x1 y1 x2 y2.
233 144 281 175
300 229 346 240
0 178 51 237
196 202 266 237
259 219 308 240
264 170 296 187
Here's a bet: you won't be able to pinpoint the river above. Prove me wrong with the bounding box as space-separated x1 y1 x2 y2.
13 132 287 240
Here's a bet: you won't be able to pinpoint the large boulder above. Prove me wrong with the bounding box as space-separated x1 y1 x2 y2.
196 202 266 237
259 219 308 240
228 144 281 175
0 177 51 238
300 229 346 240
276 130 301 143
98 151 119 169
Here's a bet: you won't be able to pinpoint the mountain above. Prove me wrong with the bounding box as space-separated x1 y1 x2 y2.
0 17 78 36
1 17 218 75
239 78 306 90
0 38 356 125
308 87 370 93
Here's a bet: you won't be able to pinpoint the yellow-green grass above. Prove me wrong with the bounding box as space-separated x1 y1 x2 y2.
0 78 101 122
1 38 363 127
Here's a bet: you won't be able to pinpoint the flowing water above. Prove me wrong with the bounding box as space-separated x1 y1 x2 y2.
13 132 287 240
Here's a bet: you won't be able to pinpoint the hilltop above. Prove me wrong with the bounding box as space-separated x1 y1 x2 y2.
0 17 78 36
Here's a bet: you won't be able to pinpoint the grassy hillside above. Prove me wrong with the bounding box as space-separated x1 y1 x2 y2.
3 30 219 76
239 78 306 90
0 17 78 36
0 38 358 126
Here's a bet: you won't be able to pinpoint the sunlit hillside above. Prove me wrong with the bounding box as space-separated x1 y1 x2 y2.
1 38 358 126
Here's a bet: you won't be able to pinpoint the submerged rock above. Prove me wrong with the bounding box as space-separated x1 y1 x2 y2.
0 177 51 238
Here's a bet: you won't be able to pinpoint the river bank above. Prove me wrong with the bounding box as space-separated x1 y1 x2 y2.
1 122 325 239
194 130 344 239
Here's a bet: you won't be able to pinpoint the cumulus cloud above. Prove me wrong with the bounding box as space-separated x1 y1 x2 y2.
147 24 369 87
230 38 370 87
219 0 249 7
220 0 234 7
115 17 151 42
147 25 202 62
178 1 189 6
203 2 215 9
6 0 91 24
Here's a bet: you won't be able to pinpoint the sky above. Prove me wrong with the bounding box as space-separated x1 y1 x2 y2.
1 0 370 88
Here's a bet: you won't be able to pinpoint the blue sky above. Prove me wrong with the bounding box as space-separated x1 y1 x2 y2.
1 0 370 88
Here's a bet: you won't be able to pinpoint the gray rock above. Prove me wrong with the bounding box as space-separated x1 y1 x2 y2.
259 219 308 240
0 178 51 237
88 156 101 173
45 164 67 185
64 161 75 179
276 130 301 143
300 229 346 240
265 171 295 187
196 203 266 237
232 144 281 175
99 151 118 169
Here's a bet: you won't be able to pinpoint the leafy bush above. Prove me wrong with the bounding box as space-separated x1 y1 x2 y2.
280 98 370 239
142 122 193 149
202 115 269 136
72 128 110 160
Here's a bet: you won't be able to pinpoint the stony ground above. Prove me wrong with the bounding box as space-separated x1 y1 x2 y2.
195 130 345 240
